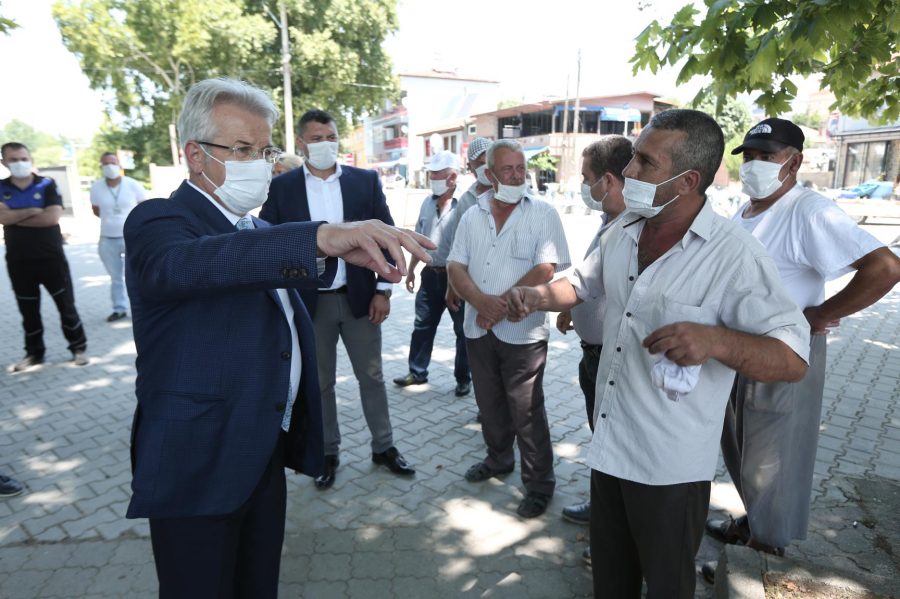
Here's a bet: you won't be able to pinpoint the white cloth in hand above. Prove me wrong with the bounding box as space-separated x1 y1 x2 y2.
651 356 701 402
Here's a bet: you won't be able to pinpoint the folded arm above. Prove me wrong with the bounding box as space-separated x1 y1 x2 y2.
0 204 51 226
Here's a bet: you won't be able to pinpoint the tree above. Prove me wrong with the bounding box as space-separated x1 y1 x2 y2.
0 120 67 167
0 1 18 34
695 95 752 180
528 152 558 174
632 0 900 123
52 0 398 170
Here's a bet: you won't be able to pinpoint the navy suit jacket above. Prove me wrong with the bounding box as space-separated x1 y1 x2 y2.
261 165 393 319
124 181 334 519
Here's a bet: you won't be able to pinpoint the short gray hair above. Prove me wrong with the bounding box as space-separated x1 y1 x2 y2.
177 78 279 150
486 139 524 170
275 153 303 169
646 109 724 195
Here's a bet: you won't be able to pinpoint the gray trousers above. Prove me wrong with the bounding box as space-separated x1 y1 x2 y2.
314 293 394 455
466 332 555 496
721 334 827 548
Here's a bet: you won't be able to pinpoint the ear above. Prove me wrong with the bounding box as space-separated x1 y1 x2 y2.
183 141 206 174
680 170 702 195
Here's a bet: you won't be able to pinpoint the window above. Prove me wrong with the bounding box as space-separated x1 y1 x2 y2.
468 124 477 135
844 143 865 187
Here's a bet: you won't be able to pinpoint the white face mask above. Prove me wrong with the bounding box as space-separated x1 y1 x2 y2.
430 178 449 196
304 141 339 170
739 158 790 199
580 180 605 211
102 164 121 179
622 170 690 219
8 161 32 178
475 164 491 186
202 150 272 215
494 181 527 204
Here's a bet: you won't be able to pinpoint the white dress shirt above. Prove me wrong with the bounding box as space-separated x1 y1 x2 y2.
732 184 883 309
303 164 391 292
569 201 810 485
448 191 571 344
569 214 619 346
188 181 301 432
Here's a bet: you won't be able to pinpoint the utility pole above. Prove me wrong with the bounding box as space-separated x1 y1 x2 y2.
571 49 582 189
561 75 570 188
279 0 295 154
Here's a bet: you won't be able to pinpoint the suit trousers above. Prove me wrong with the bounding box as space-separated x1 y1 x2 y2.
149 435 287 599
314 292 394 455
6 256 87 358
407 267 470 383
466 332 555 496
591 470 709 599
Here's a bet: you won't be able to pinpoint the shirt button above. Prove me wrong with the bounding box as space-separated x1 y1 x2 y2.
275 402 286 413
281 351 291 360
616 347 622 352
628 276 634 281
608 380 615 386
601 413 607 419
625 312 632 318
290 268 300 278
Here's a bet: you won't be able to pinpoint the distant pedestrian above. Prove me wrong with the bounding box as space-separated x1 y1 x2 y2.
272 153 303 176
1 142 88 371
703 118 900 576
448 139 571 519
394 150 471 396
89 152 146 322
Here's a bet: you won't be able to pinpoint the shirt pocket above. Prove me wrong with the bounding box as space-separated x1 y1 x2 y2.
511 231 535 262
635 294 719 339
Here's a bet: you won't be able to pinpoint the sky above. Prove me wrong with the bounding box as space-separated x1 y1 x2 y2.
0 0 821 142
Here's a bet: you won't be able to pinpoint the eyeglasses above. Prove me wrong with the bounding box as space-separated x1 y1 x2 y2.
197 141 283 164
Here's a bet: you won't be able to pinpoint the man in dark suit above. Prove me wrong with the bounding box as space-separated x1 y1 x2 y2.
262 109 416 490
124 78 433 599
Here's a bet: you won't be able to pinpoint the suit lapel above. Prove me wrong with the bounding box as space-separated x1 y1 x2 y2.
338 169 354 221
295 170 312 222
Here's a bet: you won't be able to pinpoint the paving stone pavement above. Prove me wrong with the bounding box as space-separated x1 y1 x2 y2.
0 210 897 598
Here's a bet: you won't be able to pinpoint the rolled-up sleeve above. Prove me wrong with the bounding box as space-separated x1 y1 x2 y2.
721 254 811 363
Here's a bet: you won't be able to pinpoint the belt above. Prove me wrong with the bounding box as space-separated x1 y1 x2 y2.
318 286 348 294
425 266 447 272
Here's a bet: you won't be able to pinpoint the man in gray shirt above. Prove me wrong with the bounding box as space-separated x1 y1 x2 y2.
394 151 471 396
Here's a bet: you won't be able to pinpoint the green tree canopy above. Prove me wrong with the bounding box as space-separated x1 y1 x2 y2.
0 1 17 34
52 0 398 170
1 120 67 167
632 0 900 123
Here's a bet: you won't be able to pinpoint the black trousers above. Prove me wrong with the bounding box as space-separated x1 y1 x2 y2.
590 470 709 599
6 257 87 357
149 436 287 599
578 342 601 431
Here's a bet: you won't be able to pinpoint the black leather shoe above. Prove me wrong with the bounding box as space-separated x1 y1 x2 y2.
562 500 591 524
393 373 427 387
517 491 552 518
372 447 415 475
464 461 513 482
314 455 339 489
107 312 127 322
454 381 471 396
705 515 750 545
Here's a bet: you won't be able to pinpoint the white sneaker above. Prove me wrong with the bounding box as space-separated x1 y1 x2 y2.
72 351 89 366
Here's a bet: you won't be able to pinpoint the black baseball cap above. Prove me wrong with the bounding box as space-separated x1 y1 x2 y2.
730 117 805 155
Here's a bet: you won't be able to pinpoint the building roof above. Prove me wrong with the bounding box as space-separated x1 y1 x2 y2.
472 92 670 119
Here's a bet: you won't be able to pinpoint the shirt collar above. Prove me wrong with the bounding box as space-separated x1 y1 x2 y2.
187 180 242 226
621 199 716 246
303 162 342 182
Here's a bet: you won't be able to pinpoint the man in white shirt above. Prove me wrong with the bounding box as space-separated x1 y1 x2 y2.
261 109 416 491
90 152 146 321
448 139 571 519
703 118 900 568
556 136 632 561
505 109 810 598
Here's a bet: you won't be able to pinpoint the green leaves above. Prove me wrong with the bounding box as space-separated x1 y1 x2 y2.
632 0 900 124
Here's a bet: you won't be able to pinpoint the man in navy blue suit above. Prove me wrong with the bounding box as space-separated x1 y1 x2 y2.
124 78 433 599
262 110 416 490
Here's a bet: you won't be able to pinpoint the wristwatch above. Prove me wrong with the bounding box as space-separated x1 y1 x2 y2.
376 289 392 299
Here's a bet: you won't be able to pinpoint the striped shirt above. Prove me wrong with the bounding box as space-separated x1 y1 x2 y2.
448 191 570 344
415 194 458 267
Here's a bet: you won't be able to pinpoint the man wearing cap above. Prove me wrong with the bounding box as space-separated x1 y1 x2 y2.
704 118 900 566
393 150 471 396
442 138 493 320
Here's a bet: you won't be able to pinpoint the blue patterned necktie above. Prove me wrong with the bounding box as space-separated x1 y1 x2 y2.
236 216 253 230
